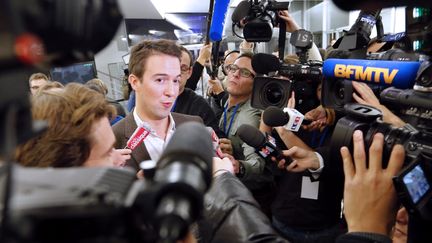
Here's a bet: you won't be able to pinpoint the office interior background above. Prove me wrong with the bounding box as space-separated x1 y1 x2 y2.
93 0 406 102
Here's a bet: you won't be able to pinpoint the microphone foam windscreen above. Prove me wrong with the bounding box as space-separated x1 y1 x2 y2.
158 122 213 182
252 53 281 74
263 106 289 127
231 0 250 22
237 124 266 148
209 0 231 41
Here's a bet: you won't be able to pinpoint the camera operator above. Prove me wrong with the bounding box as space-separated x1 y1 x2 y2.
336 130 405 243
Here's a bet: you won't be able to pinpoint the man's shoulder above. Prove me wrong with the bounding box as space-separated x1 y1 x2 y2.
172 112 203 124
112 113 133 135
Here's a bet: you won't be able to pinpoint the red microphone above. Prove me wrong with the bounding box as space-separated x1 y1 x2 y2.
126 125 150 150
207 127 224 158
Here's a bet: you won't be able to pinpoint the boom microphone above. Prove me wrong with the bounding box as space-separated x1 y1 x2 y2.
231 0 251 23
252 53 281 74
209 0 231 41
263 106 311 132
323 58 421 89
237 124 291 165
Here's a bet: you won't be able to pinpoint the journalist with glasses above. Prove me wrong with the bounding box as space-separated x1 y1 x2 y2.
217 52 274 218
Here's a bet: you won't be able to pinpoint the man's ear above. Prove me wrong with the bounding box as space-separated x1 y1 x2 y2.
129 74 140 91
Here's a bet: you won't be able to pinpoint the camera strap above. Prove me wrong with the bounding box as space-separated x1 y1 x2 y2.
278 19 287 61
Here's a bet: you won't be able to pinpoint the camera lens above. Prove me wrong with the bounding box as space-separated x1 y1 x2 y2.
263 82 284 106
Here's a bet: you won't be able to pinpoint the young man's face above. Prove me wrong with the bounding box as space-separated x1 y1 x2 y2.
226 57 255 97
30 79 48 95
179 51 192 94
130 54 181 120
84 117 118 167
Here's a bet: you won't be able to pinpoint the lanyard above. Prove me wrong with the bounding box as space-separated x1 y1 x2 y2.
223 104 239 136
311 126 329 148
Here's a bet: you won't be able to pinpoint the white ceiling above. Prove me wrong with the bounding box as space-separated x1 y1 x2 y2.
118 0 245 19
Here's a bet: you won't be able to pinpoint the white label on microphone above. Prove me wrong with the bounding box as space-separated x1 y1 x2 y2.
283 108 305 132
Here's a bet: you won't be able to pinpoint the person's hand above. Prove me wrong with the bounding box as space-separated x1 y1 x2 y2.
219 138 234 155
212 156 235 177
221 153 239 174
352 81 405 127
287 91 295 109
278 10 300 33
208 78 224 96
392 207 408 243
197 43 212 66
303 105 328 131
113 148 132 167
341 130 405 236
275 146 319 172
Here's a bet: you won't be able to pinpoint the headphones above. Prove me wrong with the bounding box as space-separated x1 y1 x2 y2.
222 50 240 75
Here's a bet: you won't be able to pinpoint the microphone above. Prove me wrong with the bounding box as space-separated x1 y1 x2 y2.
323 58 421 89
263 106 310 132
126 125 151 150
206 127 224 158
209 0 231 41
252 53 280 74
231 0 250 23
155 122 213 241
237 124 291 165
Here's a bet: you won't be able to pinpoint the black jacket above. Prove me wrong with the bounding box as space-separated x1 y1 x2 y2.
197 172 289 243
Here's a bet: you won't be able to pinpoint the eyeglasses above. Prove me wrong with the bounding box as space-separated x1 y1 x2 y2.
226 64 255 78
181 64 191 74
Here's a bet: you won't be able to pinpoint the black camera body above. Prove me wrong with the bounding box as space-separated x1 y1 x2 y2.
329 103 432 221
251 76 292 110
242 0 290 42
250 29 322 112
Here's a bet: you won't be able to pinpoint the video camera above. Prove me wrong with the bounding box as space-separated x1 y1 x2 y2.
250 29 322 113
232 0 290 42
326 3 432 241
2 122 213 243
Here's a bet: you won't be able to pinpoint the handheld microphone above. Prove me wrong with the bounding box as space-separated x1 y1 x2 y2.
263 106 311 132
231 0 250 23
209 0 231 41
126 125 150 150
237 124 291 166
206 127 224 158
323 58 421 89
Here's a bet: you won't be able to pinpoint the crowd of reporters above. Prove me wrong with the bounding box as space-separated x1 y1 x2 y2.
5 4 429 243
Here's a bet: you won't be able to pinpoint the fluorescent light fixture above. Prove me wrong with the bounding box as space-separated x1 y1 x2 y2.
165 14 192 31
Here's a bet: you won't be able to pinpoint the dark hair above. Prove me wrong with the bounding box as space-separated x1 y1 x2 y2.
178 45 193 67
128 39 182 81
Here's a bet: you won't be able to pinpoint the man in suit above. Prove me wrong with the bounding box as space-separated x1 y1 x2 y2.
113 39 202 171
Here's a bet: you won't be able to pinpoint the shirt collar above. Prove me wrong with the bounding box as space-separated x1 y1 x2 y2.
132 109 176 136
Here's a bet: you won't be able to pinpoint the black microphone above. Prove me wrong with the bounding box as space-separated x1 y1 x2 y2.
263 106 311 131
154 122 213 242
252 53 281 74
231 0 251 23
237 124 291 166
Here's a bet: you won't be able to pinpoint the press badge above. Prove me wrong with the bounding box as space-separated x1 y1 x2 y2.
300 176 319 200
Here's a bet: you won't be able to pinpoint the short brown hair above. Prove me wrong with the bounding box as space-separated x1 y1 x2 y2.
85 78 108 95
36 81 64 94
128 39 182 80
15 83 116 168
29 72 49 82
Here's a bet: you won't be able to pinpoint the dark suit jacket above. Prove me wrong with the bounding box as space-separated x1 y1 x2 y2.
112 112 203 171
